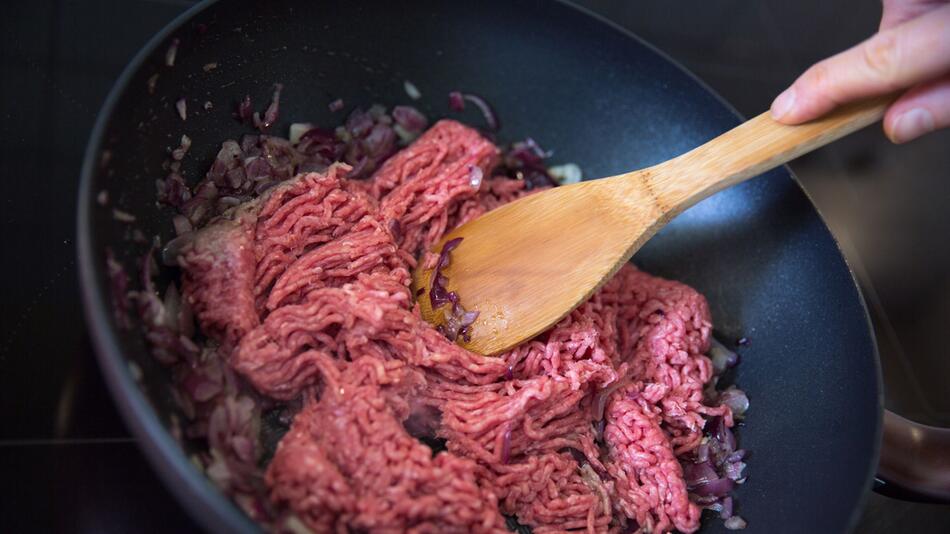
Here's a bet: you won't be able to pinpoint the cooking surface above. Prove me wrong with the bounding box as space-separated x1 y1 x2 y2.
1 0 947 531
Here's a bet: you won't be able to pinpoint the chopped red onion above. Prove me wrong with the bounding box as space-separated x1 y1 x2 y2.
592 386 611 422
112 208 136 223
105 248 131 329
157 173 190 208
172 214 193 236
258 83 283 132
162 232 195 266
692 475 735 497
723 460 747 481
362 123 396 158
724 516 747 530
237 95 253 123
720 496 734 519
566 447 587 464
242 157 270 182
328 98 344 112
403 80 421 100
165 38 179 67
429 237 462 310
163 282 182 327
697 442 710 463
183 368 223 403
298 127 343 161
595 418 606 442
465 93 499 130
710 337 739 373
171 134 192 161
719 387 749 418
448 91 465 111
428 237 480 342
592 372 631 422
691 493 722 506
345 108 374 138
502 138 558 190
708 415 737 452
726 449 747 463
238 134 259 154
460 310 479 327
501 427 512 464
387 220 402 243
97 190 109 206
288 123 314 144
548 163 582 185
468 166 484 189
203 62 218 72
176 98 187 121
448 91 500 131
391 105 427 133
507 138 548 166
367 104 387 120
684 460 719 489
684 335 750 529
147 73 159 94
128 361 143 382
621 519 641 533
134 247 201 365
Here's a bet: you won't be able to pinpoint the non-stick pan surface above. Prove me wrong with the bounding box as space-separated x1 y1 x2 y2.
78 1 881 532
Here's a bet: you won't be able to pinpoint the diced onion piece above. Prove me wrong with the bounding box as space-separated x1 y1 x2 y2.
548 163 582 185
289 123 314 144
403 80 421 100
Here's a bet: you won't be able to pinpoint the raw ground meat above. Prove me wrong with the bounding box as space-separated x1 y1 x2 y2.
180 119 738 533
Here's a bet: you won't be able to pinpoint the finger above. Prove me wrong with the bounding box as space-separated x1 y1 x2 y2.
883 73 950 143
771 4 950 124
880 0 947 30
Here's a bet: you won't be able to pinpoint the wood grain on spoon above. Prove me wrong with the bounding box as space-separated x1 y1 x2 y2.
413 96 892 355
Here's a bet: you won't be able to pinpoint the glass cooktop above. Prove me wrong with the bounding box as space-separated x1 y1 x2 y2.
1 0 946 531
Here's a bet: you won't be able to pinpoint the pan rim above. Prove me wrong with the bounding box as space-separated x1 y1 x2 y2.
76 0 259 532
76 1 883 532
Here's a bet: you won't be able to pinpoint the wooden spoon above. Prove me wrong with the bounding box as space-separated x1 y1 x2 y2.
412 96 892 355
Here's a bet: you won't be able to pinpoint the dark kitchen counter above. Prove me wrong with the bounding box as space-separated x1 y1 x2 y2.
1 0 947 532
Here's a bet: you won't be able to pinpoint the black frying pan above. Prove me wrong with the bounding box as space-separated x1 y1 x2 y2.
76 1 949 532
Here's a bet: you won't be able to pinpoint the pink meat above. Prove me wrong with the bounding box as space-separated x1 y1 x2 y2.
267 359 506 533
179 205 258 349
180 119 735 533
375 119 499 254
253 164 377 310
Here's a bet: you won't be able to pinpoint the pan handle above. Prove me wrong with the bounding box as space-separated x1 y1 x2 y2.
876 409 950 502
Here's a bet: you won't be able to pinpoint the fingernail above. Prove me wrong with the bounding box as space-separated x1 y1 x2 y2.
771 88 796 120
890 108 935 143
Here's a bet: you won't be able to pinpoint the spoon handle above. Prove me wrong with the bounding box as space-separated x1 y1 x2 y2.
642 95 893 209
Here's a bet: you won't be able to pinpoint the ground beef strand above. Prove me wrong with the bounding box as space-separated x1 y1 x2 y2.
178 119 742 533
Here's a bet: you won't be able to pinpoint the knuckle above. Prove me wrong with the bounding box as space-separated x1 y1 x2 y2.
804 62 835 97
863 32 900 85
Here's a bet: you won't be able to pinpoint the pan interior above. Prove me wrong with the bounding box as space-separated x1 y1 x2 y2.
80 1 881 532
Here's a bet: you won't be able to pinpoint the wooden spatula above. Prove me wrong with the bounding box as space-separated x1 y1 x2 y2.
412 97 891 355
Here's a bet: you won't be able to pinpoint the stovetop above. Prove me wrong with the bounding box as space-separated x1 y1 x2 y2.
1 0 947 532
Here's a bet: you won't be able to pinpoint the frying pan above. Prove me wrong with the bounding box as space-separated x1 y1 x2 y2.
76 0 950 532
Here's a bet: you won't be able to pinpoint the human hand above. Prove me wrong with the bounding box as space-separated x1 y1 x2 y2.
770 0 950 143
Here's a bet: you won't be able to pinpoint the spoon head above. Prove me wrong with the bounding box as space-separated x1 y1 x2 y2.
412 177 664 355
